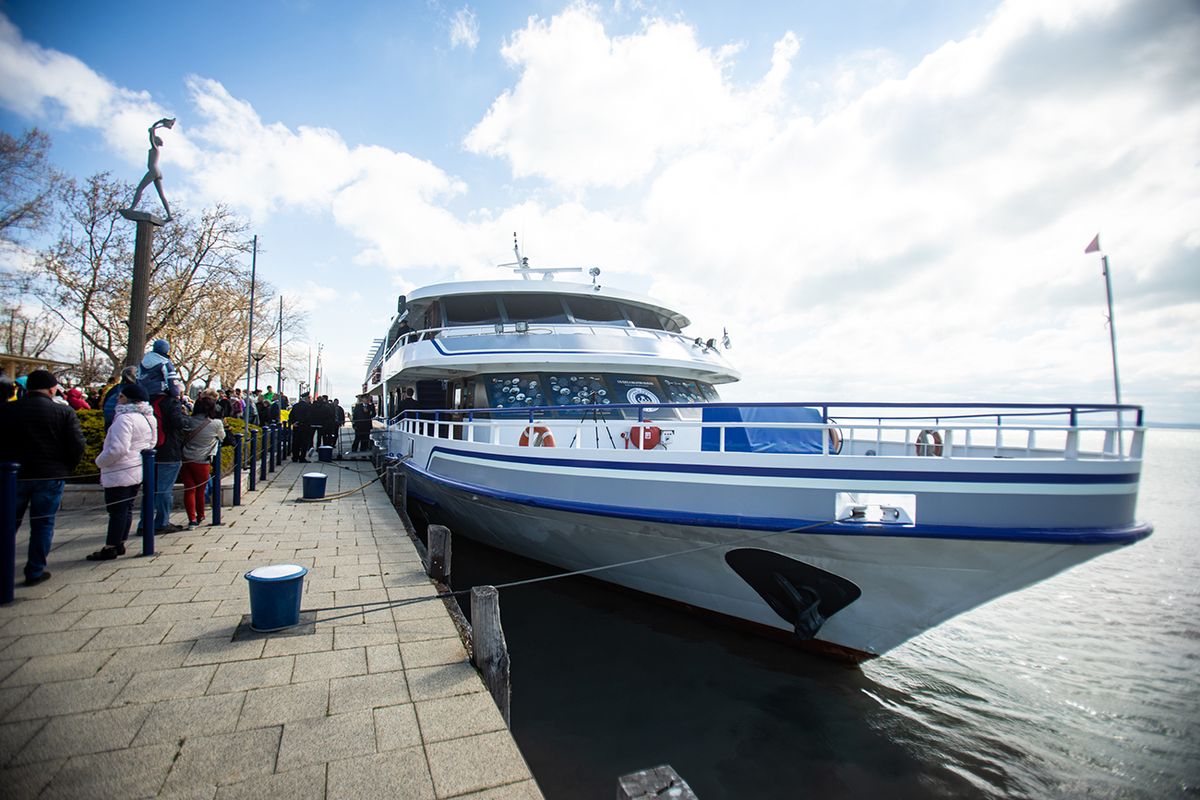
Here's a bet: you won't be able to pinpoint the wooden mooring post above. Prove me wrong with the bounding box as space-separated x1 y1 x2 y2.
426 524 451 582
617 765 698 799
470 585 511 727
386 465 406 511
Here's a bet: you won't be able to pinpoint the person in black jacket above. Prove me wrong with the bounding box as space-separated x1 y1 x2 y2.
289 392 313 462
140 385 186 534
351 395 375 452
0 370 85 586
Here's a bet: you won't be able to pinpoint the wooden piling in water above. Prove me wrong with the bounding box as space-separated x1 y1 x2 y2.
470 585 511 727
617 765 698 799
427 524 451 582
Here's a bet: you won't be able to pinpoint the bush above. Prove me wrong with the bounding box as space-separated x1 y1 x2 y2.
74 409 105 481
220 416 262 475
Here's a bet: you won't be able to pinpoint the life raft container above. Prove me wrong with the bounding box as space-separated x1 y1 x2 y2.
622 424 662 449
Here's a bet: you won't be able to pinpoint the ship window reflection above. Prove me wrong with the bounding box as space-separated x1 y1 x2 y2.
566 296 628 325
444 296 502 326
500 294 570 323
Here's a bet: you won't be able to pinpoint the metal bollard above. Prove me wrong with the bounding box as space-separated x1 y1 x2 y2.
141 449 156 556
232 433 243 506
248 429 257 492
1 462 17 604
277 424 286 463
210 451 222 526
268 425 277 472
260 426 268 481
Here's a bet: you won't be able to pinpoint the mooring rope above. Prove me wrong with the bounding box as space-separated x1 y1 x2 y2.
302 517 843 624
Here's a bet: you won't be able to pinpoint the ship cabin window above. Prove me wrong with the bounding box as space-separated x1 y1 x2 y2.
499 294 570 324
623 305 681 333
565 296 628 326
443 296 502 327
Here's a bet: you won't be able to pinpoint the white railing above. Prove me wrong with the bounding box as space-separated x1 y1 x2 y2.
389 402 1146 462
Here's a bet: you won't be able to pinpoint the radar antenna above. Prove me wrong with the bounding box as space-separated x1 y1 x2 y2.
497 232 583 280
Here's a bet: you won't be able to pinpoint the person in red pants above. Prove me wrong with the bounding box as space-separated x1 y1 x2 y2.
178 394 229 528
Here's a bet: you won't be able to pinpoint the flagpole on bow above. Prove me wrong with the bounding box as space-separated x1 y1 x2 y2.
1085 234 1121 406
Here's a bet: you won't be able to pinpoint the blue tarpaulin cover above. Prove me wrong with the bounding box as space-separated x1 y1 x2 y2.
701 406 827 453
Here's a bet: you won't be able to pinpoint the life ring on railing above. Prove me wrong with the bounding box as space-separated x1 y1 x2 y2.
519 425 556 447
915 429 943 457
827 426 843 455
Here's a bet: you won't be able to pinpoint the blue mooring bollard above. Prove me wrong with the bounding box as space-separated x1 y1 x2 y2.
232 433 242 506
260 427 268 481
210 451 222 526
141 449 156 556
1 462 18 604
248 429 257 492
268 425 276 473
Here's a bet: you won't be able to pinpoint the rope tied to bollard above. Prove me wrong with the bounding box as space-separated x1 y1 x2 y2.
300 517 844 624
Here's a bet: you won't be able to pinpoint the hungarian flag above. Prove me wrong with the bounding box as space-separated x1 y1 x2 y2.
1084 234 1101 254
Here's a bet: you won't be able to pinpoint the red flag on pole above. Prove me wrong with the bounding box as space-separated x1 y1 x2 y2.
1084 234 1101 254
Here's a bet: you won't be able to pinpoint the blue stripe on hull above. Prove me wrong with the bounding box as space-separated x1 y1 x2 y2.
427 445 1140 486
405 459 1152 546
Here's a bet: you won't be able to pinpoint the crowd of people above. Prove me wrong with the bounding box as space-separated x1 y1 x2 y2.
1 339 374 586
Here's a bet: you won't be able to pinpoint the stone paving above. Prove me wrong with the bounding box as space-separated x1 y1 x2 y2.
0 450 542 799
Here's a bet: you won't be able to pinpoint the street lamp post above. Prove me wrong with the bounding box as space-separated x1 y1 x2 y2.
252 352 266 391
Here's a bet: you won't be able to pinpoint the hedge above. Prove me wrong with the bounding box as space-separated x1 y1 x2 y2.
73 409 263 481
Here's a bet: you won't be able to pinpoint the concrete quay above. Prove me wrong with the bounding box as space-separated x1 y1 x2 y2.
0 457 542 799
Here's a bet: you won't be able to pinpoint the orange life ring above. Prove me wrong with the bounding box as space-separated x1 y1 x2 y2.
915 429 943 457
519 425 556 447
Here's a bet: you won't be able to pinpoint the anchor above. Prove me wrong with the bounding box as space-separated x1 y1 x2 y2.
725 548 862 641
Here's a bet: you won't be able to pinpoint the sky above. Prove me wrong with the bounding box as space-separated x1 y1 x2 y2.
1 0 1197 420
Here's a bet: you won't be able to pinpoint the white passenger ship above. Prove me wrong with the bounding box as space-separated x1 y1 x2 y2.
364 255 1151 660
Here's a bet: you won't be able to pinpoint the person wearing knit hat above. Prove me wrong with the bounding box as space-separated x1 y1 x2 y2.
119 383 149 403
0 369 86 585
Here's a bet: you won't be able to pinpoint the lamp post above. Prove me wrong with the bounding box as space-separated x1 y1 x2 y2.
252 352 266 391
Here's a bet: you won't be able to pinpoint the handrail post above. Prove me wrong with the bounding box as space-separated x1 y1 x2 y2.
1 462 17 604
140 449 156 556
260 427 268 481
232 434 243 506
210 451 222 526
248 429 258 492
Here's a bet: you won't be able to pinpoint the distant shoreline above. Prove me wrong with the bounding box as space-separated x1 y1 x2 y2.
1145 422 1200 430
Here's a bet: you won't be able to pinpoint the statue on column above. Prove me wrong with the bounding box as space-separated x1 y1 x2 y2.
123 117 176 222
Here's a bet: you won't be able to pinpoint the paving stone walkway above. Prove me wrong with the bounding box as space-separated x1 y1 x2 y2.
0 453 542 799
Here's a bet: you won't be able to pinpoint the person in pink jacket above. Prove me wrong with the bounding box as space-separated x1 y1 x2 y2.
88 383 157 560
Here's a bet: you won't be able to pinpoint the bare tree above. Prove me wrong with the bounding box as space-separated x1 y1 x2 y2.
0 271 61 358
0 128 63 245
0 128 66 365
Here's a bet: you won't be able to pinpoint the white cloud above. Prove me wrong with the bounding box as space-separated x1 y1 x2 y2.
464 6 775 189
450 6 480 51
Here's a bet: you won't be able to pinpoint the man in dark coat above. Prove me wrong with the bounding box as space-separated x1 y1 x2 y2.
351 395 375 452
0 369 85 585
308 396 333 447
289 391 313 462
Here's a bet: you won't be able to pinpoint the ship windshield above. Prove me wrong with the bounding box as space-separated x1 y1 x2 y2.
500 294 570 324
444 295 502 326
565 296 628 326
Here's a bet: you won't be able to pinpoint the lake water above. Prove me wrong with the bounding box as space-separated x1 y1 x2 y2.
438 429 1198 799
